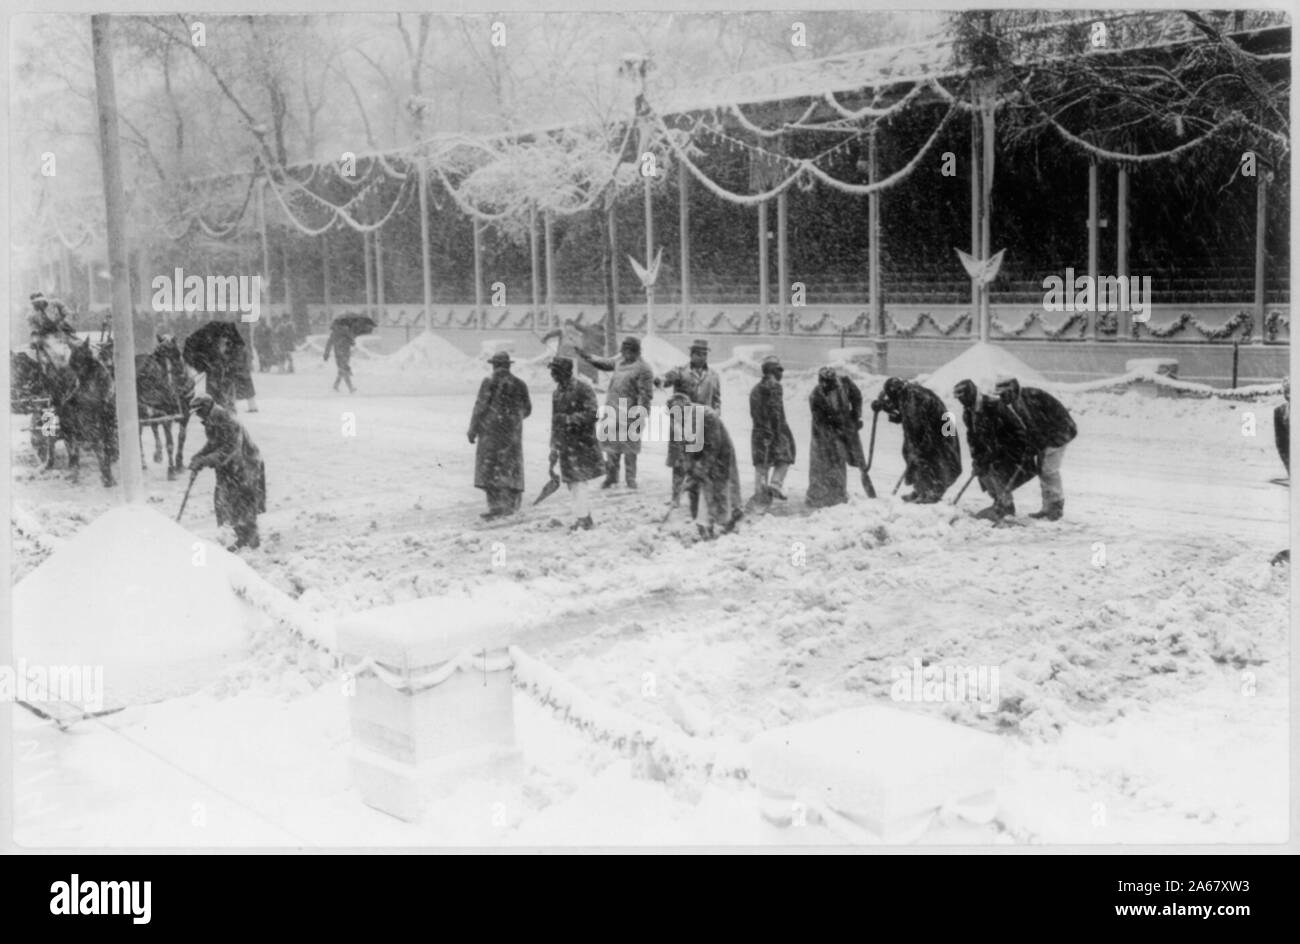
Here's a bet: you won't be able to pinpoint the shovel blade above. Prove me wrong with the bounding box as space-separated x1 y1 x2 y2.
862 469 877 499
532 475 561 506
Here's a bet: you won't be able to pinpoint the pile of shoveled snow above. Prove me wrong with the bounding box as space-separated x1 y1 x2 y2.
639 336 690 375
919 342 1048 398
12 505 267 710
387 330 479 373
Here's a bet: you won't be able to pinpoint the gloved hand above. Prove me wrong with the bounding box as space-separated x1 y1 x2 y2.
856 419 865 431
871 399 884 413
189 456 206 471
467 432 476 444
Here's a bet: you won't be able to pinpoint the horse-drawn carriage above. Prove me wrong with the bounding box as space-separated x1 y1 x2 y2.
10 349 57 465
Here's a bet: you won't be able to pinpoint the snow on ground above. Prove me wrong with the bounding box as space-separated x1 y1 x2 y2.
8 341 1291 846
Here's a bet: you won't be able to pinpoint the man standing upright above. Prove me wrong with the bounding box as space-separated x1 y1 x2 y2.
323 321 356 393
578 336 653 489
665 373 743 539
749 354 796 510
994 375 1077 521
549 356 606 531
807 367 868 508
468 351 532 520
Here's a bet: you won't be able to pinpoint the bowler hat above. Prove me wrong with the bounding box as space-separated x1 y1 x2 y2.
689 339 709 353
488 350 512 366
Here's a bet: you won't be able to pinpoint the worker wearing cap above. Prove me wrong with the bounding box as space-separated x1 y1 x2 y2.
468 350 532 519
188 393 266 550
548 356 606 530
994 374 1076 521
577 336 654 489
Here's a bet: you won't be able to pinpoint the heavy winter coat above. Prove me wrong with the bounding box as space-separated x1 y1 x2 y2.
963 395 1038 495
1276 400 1290 473
807 374 867 507
586 354 654 454
665 366 723 469
874 380 962 499
550 377 606 484
469 371 531 492
192 405 266 527
323 329 354 368
671 397 742 524
1007 386 1077 451
750 376 796 467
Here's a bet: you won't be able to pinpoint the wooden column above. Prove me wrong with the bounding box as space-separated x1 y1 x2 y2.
868 126 881 337
1116 165 1130 339
362 230 374 318
1254 168 1268 344
679 161 691 332
373 227 385 323
472 220 484 329
777 188 789 334
91 13 142 502
969 108 981 330
643 145 656 338
1088 161 1099 340
417 158 433 333
758 200 769 314
543 213 555 328
979 83 994 344
607 195 619 352
322 233 333 319
529 203 541 328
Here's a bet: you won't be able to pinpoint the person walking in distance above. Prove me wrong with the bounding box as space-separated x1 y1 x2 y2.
994 375 1077 521
323 321 356 393
577 336 653 488
188 393 266 551
548 356 606 531
468 351 532 520
749 355 796 510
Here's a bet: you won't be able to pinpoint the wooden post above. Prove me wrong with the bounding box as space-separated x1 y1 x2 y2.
679 161 691 332
1117 165 1130 339
374 226 386 323
868 126 881 337
643 140 655 338
473 220 484 330
543 213 555 329
980 82 994 344
1088 161 1099 340
417 157 433 334
969 107 981 330
362 230 373 318
322 233 333 319
758 200 769 315
607 194 619 353
1254 168 1268 344
529 203 541 328
777 187 789 335
91 13 142 503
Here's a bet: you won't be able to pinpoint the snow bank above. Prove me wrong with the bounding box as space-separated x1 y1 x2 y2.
12 505 259 708
919 342 1047 397
639 336 690 375
387 330 478 374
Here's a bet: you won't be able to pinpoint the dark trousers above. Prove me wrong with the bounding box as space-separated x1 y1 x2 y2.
604 452 637 485
485 487 522 515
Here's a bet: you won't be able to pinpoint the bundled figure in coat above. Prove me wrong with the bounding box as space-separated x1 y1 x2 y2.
954 379 1039 520
807 367 869 508
871 377 962 503
993 375 1077 521
188 394 266 550
1275 379 1290 475
663 371 743 538
661 340 734 511
468 351 532 519
548 356 607 531
578 336 654 488
749 355 796 510
323 323 356 393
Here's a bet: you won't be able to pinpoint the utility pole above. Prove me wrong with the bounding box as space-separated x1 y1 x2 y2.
91 14 142 503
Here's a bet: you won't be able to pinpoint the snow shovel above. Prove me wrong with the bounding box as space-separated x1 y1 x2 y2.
533 463 561 506
176 468 199 522
860 411 880 499
950 471 978 506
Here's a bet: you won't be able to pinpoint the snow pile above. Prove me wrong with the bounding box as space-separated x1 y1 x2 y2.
639 335 690 375
386 330 478 373
12 504 260 709
919 342 1048 398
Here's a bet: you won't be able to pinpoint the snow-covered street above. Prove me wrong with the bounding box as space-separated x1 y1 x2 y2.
9 342 1290 846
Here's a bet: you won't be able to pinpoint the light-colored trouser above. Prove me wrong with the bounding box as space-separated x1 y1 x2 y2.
568 480 591 518
1039 446 1066 505
754 463 789 495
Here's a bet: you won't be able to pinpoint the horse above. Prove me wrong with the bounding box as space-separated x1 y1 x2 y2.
135 335 193 479
35 334 118 487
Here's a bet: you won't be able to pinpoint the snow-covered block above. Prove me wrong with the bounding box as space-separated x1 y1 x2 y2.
1126 358 1178 378
751 706 1003 843
338 594 520 820
828 343 887 375
714 344 773 372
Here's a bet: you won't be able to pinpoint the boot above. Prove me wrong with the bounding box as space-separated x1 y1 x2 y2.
625 454 638 489
768 465 789 501
1029 500 1064 521
601 456 619 489
569 515 594 532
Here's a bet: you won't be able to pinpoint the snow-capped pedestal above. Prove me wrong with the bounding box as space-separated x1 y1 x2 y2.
751 706 1003 843
338 596 519 822
827 342 888 375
